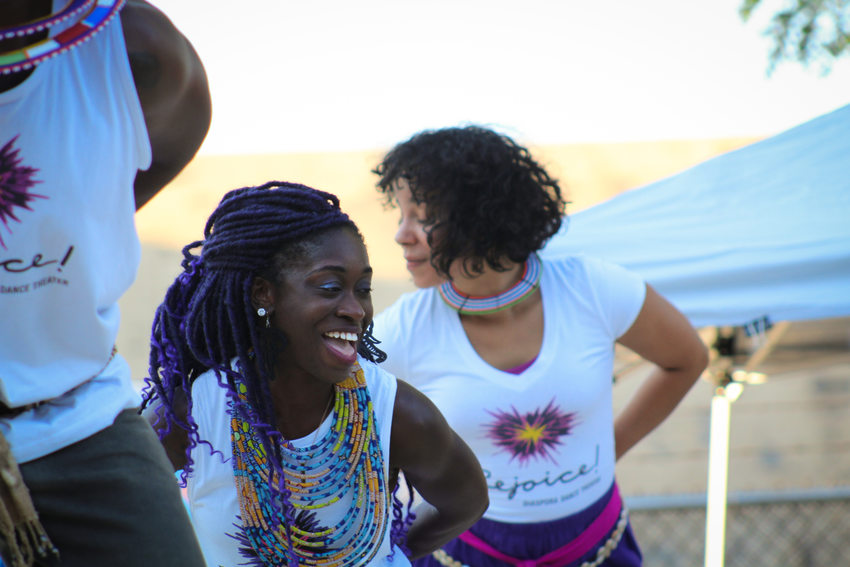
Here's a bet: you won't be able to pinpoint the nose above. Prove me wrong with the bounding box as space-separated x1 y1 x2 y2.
337 290 367 322
394 215 416 246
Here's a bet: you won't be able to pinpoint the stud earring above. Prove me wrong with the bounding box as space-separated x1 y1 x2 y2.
257 307 270 328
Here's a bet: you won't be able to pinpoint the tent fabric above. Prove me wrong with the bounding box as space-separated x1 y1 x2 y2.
541 104 850 329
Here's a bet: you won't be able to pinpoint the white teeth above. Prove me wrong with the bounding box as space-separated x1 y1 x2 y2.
325 331 358 341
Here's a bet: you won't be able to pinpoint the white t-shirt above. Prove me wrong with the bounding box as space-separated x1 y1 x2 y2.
187 358 411 567
0 7 150 462
373 255 645 523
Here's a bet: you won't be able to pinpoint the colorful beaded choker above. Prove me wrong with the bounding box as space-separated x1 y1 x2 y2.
438 253 542 315
230 364 389 567
0 0 125 76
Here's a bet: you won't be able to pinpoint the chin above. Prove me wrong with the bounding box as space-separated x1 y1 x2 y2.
334 362 359 382
410 269 444 289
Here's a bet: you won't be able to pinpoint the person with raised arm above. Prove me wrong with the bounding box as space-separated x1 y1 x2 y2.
0 1 210 564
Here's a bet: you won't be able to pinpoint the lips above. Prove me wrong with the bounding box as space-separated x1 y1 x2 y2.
322 330 359 365
405 257 428 270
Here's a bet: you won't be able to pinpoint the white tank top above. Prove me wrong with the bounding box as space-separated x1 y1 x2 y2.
0 7 150 462
187 359 410 567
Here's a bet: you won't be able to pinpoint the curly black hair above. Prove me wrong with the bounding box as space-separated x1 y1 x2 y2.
373 125 567 277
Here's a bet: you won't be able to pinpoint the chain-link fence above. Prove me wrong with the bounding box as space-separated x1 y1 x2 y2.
628 487 850 566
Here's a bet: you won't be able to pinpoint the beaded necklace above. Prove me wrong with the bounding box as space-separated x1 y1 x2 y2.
439 253 542 315
230 364 390 567
0 0 124 76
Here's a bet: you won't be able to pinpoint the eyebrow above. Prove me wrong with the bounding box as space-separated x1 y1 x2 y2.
308 265 373 276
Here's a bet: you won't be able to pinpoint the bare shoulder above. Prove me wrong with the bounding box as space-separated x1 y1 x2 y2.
120 0 211 208
390 380 454 469
119 1 199 104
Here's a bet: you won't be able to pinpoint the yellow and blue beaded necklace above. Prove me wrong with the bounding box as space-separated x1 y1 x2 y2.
230 364 390 566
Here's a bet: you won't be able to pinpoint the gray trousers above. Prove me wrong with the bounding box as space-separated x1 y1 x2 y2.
18 409 205 566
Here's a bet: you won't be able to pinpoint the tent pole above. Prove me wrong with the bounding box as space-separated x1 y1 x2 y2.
704 380 742 567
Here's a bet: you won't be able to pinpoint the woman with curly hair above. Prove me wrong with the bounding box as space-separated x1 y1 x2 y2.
142 181 488 567
372 126 708 566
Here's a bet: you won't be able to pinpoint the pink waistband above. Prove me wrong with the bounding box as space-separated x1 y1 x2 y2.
457 484 622 567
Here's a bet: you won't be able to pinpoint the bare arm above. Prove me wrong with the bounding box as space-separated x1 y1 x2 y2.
141 390 190 472
614 285 709 460
390 380 488 559
121 0 211 209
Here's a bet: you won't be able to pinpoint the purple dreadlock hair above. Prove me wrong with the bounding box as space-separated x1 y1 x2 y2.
140 181 411 564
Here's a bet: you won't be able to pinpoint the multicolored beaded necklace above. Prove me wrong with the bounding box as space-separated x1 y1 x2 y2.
439 253 542 315
230 364 390 567
0 0 125 76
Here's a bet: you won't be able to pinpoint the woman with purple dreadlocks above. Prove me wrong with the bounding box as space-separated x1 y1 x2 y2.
142 181 488 567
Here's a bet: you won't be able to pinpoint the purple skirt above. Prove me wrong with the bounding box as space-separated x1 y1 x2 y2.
414 483 642 567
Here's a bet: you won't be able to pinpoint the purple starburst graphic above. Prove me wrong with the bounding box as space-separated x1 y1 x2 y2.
230 509 332 566
0 136 46 250
483 399 577 466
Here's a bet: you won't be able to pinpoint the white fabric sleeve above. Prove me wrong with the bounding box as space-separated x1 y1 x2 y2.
371 300 410 381
581 256 647 339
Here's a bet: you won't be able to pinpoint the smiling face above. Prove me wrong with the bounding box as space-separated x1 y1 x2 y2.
393 180 445 289
255 226 374 385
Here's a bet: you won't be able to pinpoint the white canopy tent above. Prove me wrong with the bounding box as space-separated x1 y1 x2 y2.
541 103 850 329
542 103 850 567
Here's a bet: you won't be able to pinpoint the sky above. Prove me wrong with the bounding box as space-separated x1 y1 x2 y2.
151 0 850 155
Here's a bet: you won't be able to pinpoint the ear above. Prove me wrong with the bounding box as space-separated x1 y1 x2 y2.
251 276 275 312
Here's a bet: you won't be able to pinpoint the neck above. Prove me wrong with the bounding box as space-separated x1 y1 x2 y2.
440 254 542 316
269 374 335 440
0 0 51 26
450 261 525 298
0 0 51 92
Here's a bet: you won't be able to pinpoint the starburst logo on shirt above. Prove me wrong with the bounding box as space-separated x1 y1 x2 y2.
0 136 46 250
483 399 577 466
